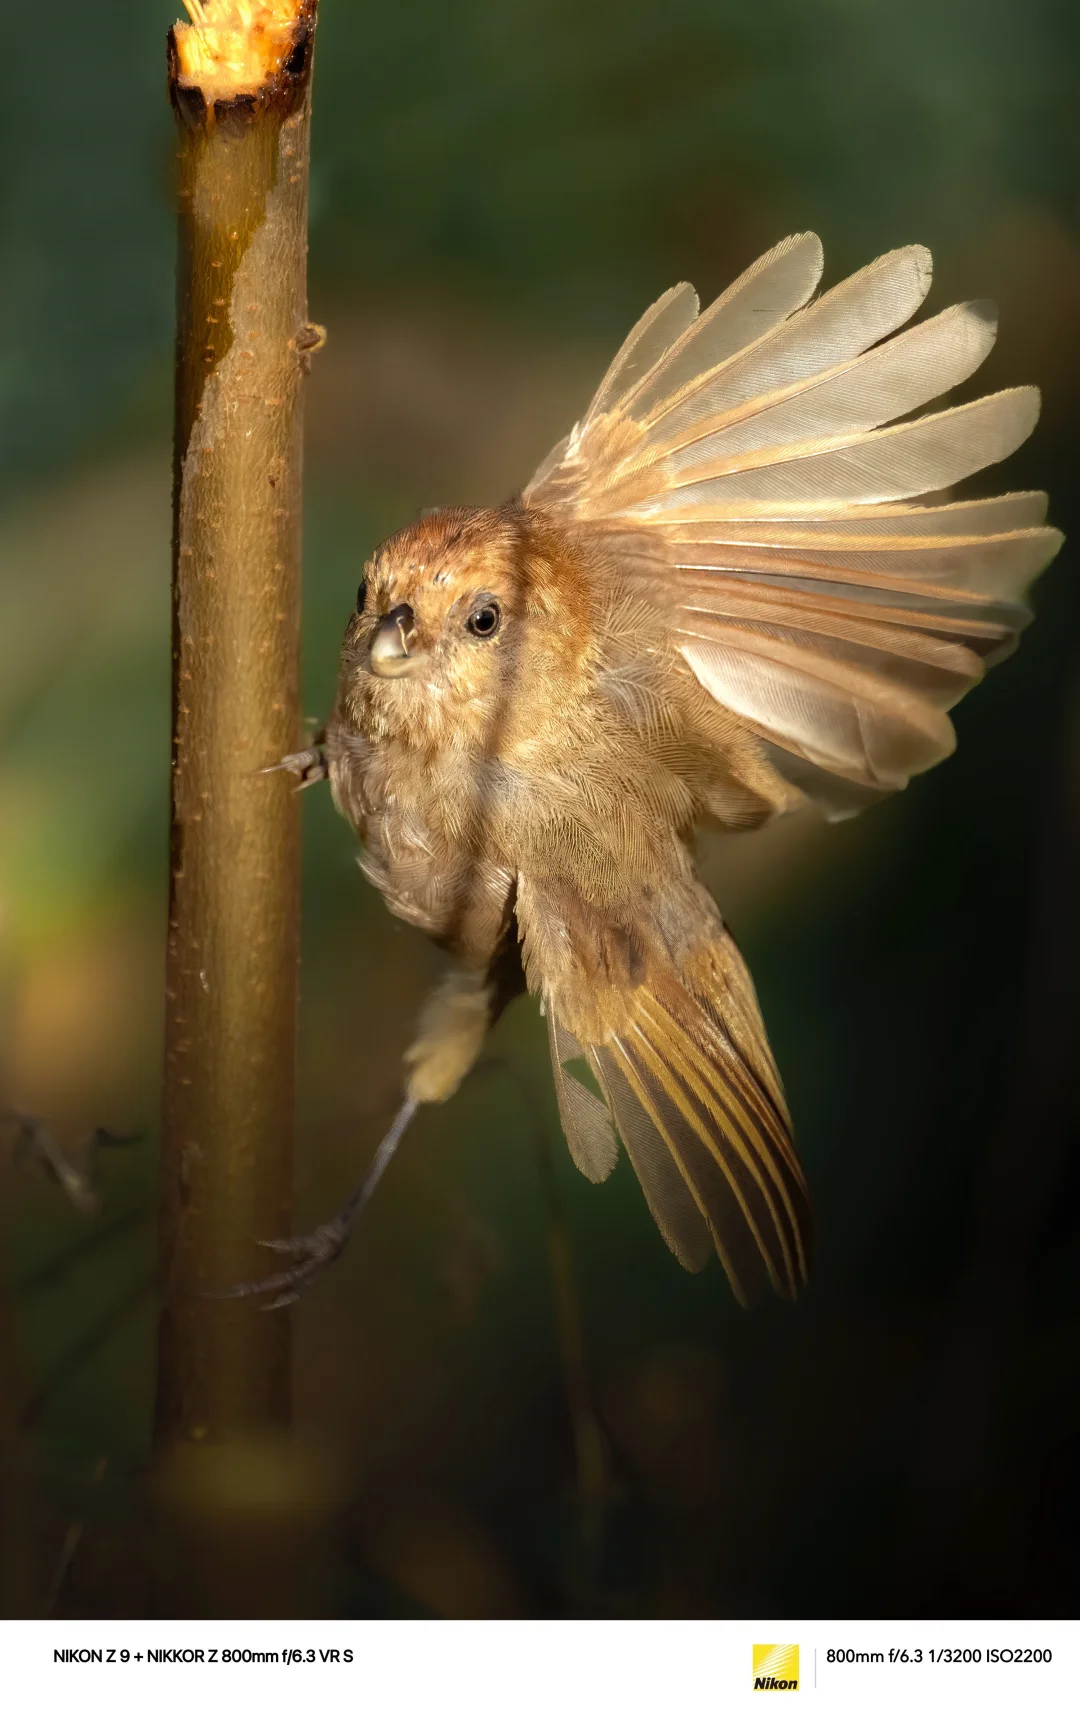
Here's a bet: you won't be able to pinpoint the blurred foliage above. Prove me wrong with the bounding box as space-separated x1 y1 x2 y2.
4 0 1077 478
2 0 1079 1620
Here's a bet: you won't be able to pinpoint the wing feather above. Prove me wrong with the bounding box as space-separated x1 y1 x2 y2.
667 492 1051 536
631 243 932 441
583 282 700 422
660 527 1058 599
641 300 997 473
523 235 1061 810
626 389 1040 514
682 635 957 788
615 232 825 423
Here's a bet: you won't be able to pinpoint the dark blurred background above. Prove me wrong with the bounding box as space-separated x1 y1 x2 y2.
1 0 1078 1620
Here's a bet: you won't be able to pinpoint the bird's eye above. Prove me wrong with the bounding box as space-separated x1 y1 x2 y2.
466 600 501 639
356 576 368 613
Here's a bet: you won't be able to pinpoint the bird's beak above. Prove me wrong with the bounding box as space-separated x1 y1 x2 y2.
369 603 422 678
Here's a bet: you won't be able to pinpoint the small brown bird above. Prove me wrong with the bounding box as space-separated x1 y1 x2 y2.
321 234 1062 1305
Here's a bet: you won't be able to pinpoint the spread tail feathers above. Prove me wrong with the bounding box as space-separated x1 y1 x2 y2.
546 933 811 1305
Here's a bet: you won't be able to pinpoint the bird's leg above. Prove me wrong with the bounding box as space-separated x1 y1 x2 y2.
256 722 329 788
402 966 494 1103
216 969 496 1309
212 1096 419 1311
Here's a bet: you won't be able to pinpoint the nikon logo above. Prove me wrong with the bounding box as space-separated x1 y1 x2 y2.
752 1644 800 1691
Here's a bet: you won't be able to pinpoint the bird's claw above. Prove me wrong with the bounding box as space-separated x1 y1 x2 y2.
257 745 329 789
210 1219 351 1311
211 1097 420 1311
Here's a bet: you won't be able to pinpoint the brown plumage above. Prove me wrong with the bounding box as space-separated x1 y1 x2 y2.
325 233 1062 1305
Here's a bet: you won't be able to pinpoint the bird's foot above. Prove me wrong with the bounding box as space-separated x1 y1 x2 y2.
257 744 328 789
210 1096 420 1312
213 1217 353 1311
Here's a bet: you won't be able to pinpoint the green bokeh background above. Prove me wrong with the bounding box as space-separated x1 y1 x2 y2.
1 0 1078 1618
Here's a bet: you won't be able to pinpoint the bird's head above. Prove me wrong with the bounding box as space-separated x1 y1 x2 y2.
337 502 589 751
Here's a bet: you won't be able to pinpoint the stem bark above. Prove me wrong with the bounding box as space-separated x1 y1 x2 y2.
156 3 319 1448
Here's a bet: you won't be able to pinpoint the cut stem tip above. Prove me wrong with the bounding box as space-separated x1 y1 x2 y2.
174 0 309 102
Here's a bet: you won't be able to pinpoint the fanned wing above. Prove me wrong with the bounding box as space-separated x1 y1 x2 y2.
524 238 1063 809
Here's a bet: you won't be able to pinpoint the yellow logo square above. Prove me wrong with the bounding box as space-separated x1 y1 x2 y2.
753 1644 800 1690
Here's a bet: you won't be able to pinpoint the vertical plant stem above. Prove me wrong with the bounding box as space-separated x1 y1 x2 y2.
156 2 320 1449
